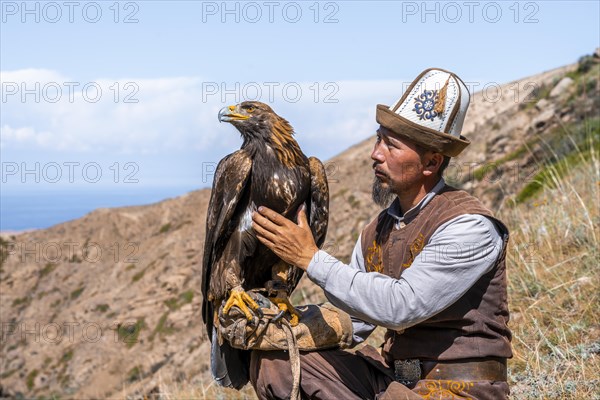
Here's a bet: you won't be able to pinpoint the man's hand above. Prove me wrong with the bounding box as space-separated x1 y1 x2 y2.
252 205 318 270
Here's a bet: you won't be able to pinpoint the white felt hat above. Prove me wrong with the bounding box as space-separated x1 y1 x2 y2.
376 68 471 157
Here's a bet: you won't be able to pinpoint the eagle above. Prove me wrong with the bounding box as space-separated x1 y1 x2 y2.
201 101 329 388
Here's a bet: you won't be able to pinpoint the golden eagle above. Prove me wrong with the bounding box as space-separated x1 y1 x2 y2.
201 101 329 388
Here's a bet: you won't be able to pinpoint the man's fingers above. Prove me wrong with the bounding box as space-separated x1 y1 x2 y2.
252 221 278 243
256 233 296 264
255 233 276 251
297 205 309 228
252 210 280 234
257 206 287 226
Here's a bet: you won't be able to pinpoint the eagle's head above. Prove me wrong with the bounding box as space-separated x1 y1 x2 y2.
218 101 293 141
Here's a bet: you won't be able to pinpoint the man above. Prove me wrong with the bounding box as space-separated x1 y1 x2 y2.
251 68 512 399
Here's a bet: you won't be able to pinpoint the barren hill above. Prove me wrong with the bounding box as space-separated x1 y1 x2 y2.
1 53 598 398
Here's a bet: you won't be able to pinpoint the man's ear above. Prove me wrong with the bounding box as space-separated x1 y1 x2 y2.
423 152 444 176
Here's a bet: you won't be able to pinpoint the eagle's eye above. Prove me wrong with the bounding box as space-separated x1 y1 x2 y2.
244 106 254 113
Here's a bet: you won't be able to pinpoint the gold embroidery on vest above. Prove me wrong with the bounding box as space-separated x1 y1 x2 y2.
401 233 425 269
416 380 474 399
365 240 383 273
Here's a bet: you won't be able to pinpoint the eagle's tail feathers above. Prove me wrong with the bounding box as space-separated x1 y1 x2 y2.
210 327 250 389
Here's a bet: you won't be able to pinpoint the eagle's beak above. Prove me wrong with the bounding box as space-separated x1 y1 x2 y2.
218 105 250 123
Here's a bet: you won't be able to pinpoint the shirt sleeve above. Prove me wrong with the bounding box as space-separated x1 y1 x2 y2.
320 234 376 345
307 214 504 331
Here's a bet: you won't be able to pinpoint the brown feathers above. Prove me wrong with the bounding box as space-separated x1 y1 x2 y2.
270 117 305 167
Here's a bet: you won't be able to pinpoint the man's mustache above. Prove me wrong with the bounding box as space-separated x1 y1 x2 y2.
372 163 390 179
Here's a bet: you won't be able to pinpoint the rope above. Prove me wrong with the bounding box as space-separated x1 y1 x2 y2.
220 291 302 399
280 318 301 400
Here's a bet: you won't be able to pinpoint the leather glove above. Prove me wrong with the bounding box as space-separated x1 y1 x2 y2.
217 291 353 351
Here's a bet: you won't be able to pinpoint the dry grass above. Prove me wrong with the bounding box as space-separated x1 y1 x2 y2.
501 142 600 398
159 380 257 400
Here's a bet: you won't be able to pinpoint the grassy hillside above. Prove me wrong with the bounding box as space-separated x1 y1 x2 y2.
503 124 599 398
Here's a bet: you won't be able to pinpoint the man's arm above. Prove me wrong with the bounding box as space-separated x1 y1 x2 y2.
251 206 504 332
307 214 504 331
341 235 376 344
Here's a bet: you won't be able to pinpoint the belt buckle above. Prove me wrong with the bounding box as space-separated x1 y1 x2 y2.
394 359 421 387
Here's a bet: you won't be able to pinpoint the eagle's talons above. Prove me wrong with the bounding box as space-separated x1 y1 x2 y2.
223 286 261 322
269 297 301 327
272 309 286 323
265 280 288 297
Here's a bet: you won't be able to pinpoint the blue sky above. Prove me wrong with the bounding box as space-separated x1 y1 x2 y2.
1 0 599 197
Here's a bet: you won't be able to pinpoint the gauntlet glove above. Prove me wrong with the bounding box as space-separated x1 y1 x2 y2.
217 291 353 351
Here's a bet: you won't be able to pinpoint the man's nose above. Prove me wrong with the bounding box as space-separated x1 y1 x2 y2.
371 142 385 163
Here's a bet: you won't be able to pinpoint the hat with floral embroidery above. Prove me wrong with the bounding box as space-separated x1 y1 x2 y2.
376 68 471 157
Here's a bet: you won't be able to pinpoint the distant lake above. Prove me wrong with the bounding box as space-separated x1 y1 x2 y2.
0 186 200 232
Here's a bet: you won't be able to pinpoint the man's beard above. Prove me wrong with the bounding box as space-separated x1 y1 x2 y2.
372 177 395 207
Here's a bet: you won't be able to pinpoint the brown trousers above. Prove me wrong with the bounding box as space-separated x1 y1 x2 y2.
250 347 509 400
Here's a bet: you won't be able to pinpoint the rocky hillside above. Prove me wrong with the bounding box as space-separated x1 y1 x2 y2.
1 52 598 398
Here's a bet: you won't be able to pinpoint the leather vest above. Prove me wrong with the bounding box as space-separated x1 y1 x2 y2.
361 185 512 361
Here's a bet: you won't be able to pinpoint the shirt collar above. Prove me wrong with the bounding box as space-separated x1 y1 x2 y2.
387 178 446 224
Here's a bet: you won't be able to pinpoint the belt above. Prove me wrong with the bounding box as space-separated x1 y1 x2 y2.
394 358 507 386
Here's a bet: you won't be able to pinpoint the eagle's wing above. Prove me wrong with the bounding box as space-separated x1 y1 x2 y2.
201 150 252 331
307 157 329 247
287 157 329 294
201 150 254 390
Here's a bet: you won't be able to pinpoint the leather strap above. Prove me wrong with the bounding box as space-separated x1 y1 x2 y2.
421 358 507 381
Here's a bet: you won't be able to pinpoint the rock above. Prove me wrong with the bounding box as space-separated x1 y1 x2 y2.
549 77 573 98
535 98 551 111
489 134 509 146
531 109 556 130
576 276 592 286
34 373 49 388
594 47 600 58
491 136 510 150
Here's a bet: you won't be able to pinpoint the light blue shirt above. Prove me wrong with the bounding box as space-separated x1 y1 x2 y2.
306 179 505 345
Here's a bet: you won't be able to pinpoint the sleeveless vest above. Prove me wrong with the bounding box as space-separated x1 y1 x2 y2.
361 185 512 362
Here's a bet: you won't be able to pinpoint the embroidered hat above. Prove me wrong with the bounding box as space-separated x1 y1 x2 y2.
376 68 471 157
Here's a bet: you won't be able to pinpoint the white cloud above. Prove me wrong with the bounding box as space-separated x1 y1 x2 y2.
1 68 65 84
0 125 59 149
1 69 411 163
